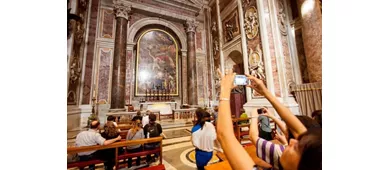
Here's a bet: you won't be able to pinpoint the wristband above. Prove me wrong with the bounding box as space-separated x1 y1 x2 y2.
219 97 230 101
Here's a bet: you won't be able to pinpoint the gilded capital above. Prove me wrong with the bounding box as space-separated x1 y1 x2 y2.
185 20 199 33
113 1 131 19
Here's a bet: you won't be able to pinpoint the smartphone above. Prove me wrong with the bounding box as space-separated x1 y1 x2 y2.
234 75 248 86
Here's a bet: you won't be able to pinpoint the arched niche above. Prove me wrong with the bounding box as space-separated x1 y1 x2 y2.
133 28 181 97
128 17 186 51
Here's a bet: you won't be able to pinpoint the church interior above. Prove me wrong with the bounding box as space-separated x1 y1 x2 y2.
67 0 322 169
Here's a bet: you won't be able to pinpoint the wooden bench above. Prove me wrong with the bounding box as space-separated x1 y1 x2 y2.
67 136 163 169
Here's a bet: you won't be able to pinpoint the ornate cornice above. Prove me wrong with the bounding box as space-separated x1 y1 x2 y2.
185 20 199 33
113 0 131 19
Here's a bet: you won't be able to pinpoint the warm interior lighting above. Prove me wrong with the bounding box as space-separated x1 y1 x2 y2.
301 0 315 17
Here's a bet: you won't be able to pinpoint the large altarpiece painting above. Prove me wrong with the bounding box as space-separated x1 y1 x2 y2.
135 29 179 96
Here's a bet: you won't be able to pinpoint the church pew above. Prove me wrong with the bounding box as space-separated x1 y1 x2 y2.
67 136 163 169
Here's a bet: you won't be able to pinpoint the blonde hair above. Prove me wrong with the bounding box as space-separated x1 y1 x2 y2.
130 120 142 134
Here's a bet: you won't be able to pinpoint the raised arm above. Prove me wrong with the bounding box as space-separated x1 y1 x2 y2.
246 74 307 138
249 109 260 145
103 135 121 145
217 70 255 170
261 108 289 139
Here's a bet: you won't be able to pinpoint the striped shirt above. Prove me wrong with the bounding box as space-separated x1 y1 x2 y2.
191 122 216 152
256 138 285 170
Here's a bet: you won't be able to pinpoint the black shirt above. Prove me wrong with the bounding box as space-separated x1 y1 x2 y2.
143 123 162 138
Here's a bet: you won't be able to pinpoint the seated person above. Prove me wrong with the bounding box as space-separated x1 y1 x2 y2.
107 115 118 127
239 109 249 125
100 121 123 170
143 113 163 164
126 120 144 168
75 120 121 170
132 111 143 122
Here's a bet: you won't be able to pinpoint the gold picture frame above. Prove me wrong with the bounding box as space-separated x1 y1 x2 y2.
135 29 179 96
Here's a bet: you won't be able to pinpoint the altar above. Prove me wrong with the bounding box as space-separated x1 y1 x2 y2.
140 102 177 115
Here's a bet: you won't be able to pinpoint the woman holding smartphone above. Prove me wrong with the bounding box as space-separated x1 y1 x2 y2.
216 70 321 170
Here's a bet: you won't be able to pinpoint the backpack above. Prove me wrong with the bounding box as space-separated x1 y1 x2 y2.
147 124 160 138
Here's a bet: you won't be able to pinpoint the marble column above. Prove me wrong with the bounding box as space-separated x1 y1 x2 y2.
110 2 131 111
297 0 322 83
216 0 225 75
185 20 199 106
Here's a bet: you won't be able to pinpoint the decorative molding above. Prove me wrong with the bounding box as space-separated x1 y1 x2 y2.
121 1 195 22
223 38 242 60
127 17 187 51
277 0 287 36
222 35 241 51
220 0 238 20
242 0 250 7
223 9 240 43
154 0 202 13
113 0 131 19
185 20 199 33
244 6 259 40
248 44 266 83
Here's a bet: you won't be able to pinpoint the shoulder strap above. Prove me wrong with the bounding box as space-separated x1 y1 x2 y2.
129 130 137 140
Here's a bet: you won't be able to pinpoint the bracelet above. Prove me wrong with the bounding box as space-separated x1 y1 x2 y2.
219 97 230 101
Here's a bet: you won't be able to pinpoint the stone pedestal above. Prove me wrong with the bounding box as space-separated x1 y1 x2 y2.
243 96 300 117
185 20 199 106
67 105 81 130
297 0 322 83
110 2 131 109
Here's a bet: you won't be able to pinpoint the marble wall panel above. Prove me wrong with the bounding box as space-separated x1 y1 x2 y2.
295 29 310 83
99 8 115 39
282 34 294 86
276 0 293 92
181 55 188 104
196 57 207 106
82 0 100 104
196 31 203 51
263 0 281 97
97 48 113 103
125 51 132 105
